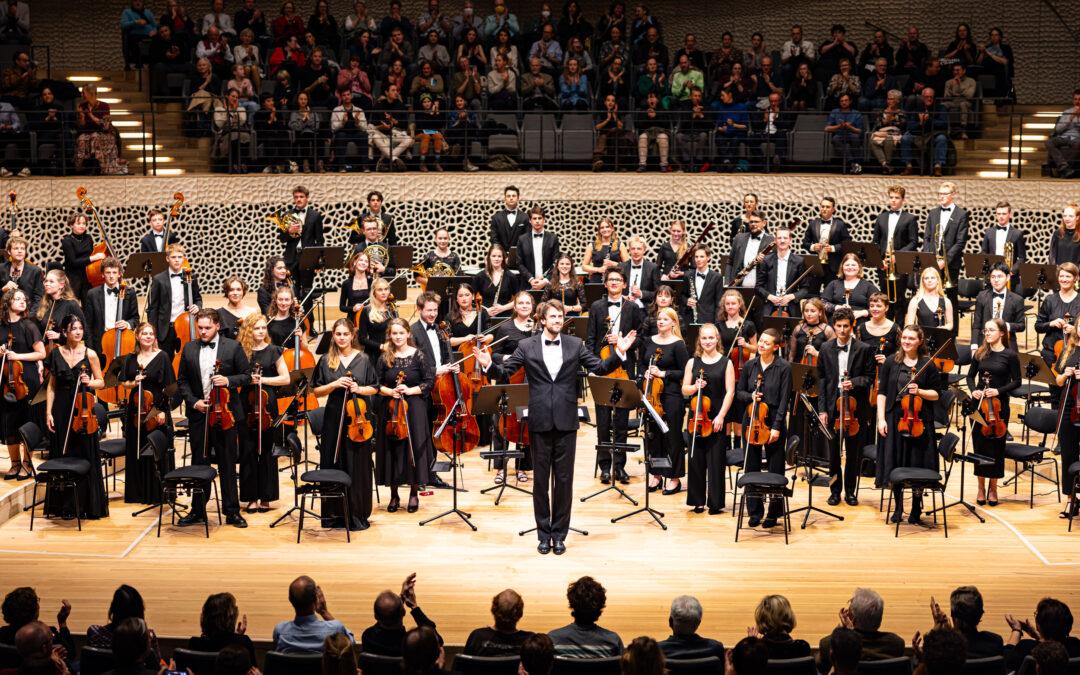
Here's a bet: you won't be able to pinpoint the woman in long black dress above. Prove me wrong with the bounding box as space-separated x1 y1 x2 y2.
118 322 176 504
658 220 689 281
357 277 396 363
876 324 941 525
641 307 689 494
61 213 101 304
682 323 735 514
1035 263 1080 372
1053 319 1080 518
489 291 536 484
1049 203 1080 266
338 251 373 317
44 314 108 519
967 318 1021 507
788 298 834 458
716 288 757 451
580 217 628 283
0 289 45 480
905 267 954 331
312 318 379 530
35 269 85 348
858 292 900 407
376 318 436 514
473 244 517 318
541 254 586 316
257 256 293 316
217 276 258 341
822 253 879 321
238 314 291 513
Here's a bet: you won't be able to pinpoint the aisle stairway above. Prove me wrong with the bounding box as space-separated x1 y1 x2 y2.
953 102 1065 179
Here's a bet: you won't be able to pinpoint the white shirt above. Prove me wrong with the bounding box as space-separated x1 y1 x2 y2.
505 209 519 227
422 323 443 368
836 338 850 376
151 230 165 252
198 339 219 396
765 111 778 135
531 231 545 281
293 208 308 251
775 253 790 295
169 272 186 322
605 296 622 326
994 225 1009 256
741 235 763 288
628 262 644 306
886 211 900 244
818 219 832 249
542 335 563 380
103 285 120 330
694 269 708 298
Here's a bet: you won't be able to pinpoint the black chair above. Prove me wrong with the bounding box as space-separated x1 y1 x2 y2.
734 436 797 544
0 643 20 669
956 278 982 321
856 443 885 508
764 656 816 674
664 656 724 675
95 403 125 493
1003 406 1061 507
264 650 322 675
296 468 353 543
158 464 221 538
359 652 404 675
1015 656 1036 675
26 457 93 531
1067 461 1080 532
552 656 622 675
886 433 960 537
80 646 117 675
856 656 912 674
726 445 745 517
173 648 220 674
960 655 1006 675
17 420 46 465
453 653 522 675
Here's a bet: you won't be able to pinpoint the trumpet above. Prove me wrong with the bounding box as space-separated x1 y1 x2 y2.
268 209 301 238
884 236 898 304
1004 241 1014 290
937 222 953 289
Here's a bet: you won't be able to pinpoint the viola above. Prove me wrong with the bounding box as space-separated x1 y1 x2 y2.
129 366 163 432
799 326 821 368
977 371 1006 439
745 373 771 446
644 348 665 417
600 315 629 379
206 360 235 430
1 334 28 403
246 364 273 431
345 394 373 444
433 323 481 454
386 370 416 467
99 282 136 405
834 369 860 437
686 368 712 440
71 364 99 435
932 305 955 373
726 298 756 383
868 336 886 406
171 265 197 376
897 366 924 438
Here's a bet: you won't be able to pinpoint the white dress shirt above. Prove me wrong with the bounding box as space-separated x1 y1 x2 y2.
293 208 308 251
994 225 1009 256
605 296 622 327
505 209 519 227
103 285 119 329
531 232 545 281
198 339 219 396
818 219 832 249
423 323 443 368
886 210 900 245
151 230 165 252
694 270 707 298
542 335 563 380
741 235 763 288
775 253 790 295
836 338 850 376
169 272 186 321
628 262 643 294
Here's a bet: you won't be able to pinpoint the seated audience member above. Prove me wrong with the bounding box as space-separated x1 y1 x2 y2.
669 54 704 103
331 89 368 172
337 55 374 109
780 24 816 86
818 588 905 674
622 637 664 675
824 58 861 110
900 87 948 176
559 58 590 111
379 27 415 74
0 101 28 178
751 57 783 105
87 586 157 659
869 90 905 173
414 94 445 171
521 56 557 111
521 633 555 675
196 26 234 80
563 36 594 78
674 33 707 72
1045 88 1080 179
707 32 738 84
633 27 668 72
75 84 129 175
0 50 36 108
273 69 296 110
235 1 268 42
226 64 259 116
942 64 976 138
598 26 630 74
418 32 451 76
188 592 256 663
298 47 336 109
481 0 519 42
120 0 159 69
635 91 670 173
254 94 290 172
635 57 666 105
858 30 894 74
827 627 862 675
273 576 354 654
657 596 724 659
943 587 1004 659
361 574 438 656
714 62 753 105
149 25 191 96
629 6 661 45
272 1 305 45
751 595 810 660
976 27 1014 98
825 93 864 173
487 53 517 110
903 57 946 98
456 27 487 73
743 32 769 75
598 56 629 103
213 644 255 675
593 94 632 171
159 0 196 48
895 26 930 76
529 23 562 76
232 29 262 89
411 60 446 105
187 57 221 113
0 0 30 45
463 589 533 656
401 626 444 675
712 88 749 170
0 588 74 658
549 576 623 658
727 637 768 675
450 55 483 110
269 34 306 78
201 0 235 38
13 622 61 668
785 62 817 111
106 618 157 675
756 92 793 170
859 57 895 111
307 1 339 51
1005 597 1080 671
913 627 966 675
369 83 413 171
446 95 480 171
382 58 407 96
212 89 251 169
322 633 358 675
1031 641 1069 675
676 88 710 173
818 24 858 77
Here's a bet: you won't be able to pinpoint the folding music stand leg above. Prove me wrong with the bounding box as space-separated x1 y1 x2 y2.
610 410 666 529
785 394 844 528
419 397 477 530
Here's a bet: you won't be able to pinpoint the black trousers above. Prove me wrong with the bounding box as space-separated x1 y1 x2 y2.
828 422 864 498
239 424 280 502
687 432 725 510
189 415 240 518
531 429 577 542
744 434 786 519
332 129 368 169
1059 419 1079 497
595 404 628 473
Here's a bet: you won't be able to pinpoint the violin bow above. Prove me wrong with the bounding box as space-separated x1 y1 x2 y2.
893 338 953 404
724 296 756 359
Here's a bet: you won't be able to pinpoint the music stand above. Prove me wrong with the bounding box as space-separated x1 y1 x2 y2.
1020 263 1059 293
611 395 669 529
584 283 607 308
561 317 590 338
475 384 532 505
923 328 959 374
1018 351 1055 387
123 252 168 323
800 254 827 279
419 384 477 530
313 331 333 355
893 251 937 285
786 390 845 529
507 246 518 270
839 241 883 269
927 389 988 524
388 275 408 302
682 324 701 351
425 275 474 320
963 253 1004 283
662 278 688 303
581 376 641 505
299 247 346 333
389 246 414 271
271 367 317 473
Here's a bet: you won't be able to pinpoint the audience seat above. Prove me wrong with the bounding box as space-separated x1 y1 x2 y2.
359 651 404 675
788 114 829 164
173 648 220 674
552 655 621 675
486 113 521 157
80 646 117 675
664 656 724 675
560 113 595 164
764 656 816 674
521 112 558 164
0 643 19 669
453 653 521 675
264 650 322 675
855 656 912 674
960 655 1006 675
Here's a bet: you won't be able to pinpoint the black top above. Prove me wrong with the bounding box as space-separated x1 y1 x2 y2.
0 318 42 393
640 337 689 393
966 348 1021 408
360 607 438 656
657 633 725 660
790 323 829 363
420 251 462 275
493 318 534 364
462 627 534 657
687 355 729 423
822 278 878 313
216 308 251 341
1050 229 1080 266
375 350 435 393
34 299 86 345
857 321 900 358
450 310 489 339
541 280 587 314
761 634 812 660
1036 291 1080 359
188 633 257 664
61 232 94 278
358 306 394 359
121 350 176 429
656 241 685 275
736 356 792 434
717 318 756 355
339 275 372 313
586 242 623 283
245 345 285 415
266 317 296 348
473 270 518 316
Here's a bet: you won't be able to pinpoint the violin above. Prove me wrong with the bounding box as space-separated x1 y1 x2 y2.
869 336 886 406
206 360 235 430
977 370 1006 438
897 366 924 438
686 368 713 445
75 187 115 288
644 348 665 417
130 366 164 433
0 334 28 403
726 297 756 383
386 371 415 467
1053 313 1074 361
601 315 630 379
769 266 813 318
345 394 373 444
433 322 481 455
246 364 273 431
834 369 860 437
171 264 197 376
745 373 771 446
71 364 99 435
99 282 136 406
457 299 493 387
799 326 821 368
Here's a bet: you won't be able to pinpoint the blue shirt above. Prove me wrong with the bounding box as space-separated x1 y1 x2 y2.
272 614 355 654
712 102 748 137
827 108 864 140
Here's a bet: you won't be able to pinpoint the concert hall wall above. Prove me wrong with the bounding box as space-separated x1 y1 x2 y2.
7 175 1076 291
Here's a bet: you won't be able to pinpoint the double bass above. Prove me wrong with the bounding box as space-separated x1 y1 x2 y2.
74 187 116 288
98 282 136 405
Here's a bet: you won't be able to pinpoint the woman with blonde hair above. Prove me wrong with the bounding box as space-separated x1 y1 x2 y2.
265 285 302 347
581 217 628 283
358 276 395 362
118 322 175 503
752 594 811 659
322 633 359 674
1049 201 1080 266
658 220 688 280
681 323 735 514
905 266 953 330
641 307 689 495
74 83 129 175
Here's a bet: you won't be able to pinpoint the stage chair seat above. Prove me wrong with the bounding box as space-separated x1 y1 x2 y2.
159 465 220 538
453 653 521 675
264 650 322 675
736 472 789 488
28 457 92 531
734 436 798 545
887 433 959 538
297 469 353 544
1004 406 1061 507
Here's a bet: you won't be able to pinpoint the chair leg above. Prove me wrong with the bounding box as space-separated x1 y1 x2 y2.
157 488 165 537
213 481 222 525
941 489 948 538
782 495 790 545
372 464 380 504
343 489 351 543
735 492 745 542
297 492 305 544
73 484 82 532
28 481 37 531
895 487 903 538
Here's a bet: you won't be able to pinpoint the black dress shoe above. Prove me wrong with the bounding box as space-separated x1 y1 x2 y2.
692 506 705 514
761 517 778 529
226 514 248 528
616 469 630 484
708 507 724 515
177 513 207 527
845 495 858 506
429 475 452 489
662 482 682 496
387 497 400 513
827 494 841 506
553 540 566 555
908 513 923 525
600 472 611 484
747 515 761 527
537 540 552 554
407 496 419 513
647 481 661 493
890 511 903 524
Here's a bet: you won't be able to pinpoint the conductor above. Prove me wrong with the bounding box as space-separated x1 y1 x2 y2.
475 300 636 556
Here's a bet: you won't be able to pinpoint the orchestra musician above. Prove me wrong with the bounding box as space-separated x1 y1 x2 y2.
489 290 539 483
756 224 807 318
728 193 760 244
621 236 661 308
1049 202 1080 266
735 328 792 529
857 292 900 359
148 244 201 355
44 315 107 520
1052 316 1080 518
411 291 462 477
257 256 293 315
816 307 873 507
474 244 518 318
981 200 1026 294
685 245 722 325
339 252 373 316
489 185 527 254
681 323 736 514
376 318 437 514
921 181 968 329
727 213 774 293
586 268 644 485
0 235 44 314
872 185 919 319
447 283 493 347
875 324 940 526
581 217 628 284
658 220 689 281
0 288 44 480
312 318 379 530
36 269 86 348
641 285 687 340
237 314 291 514
971 263 1025 347
117 322 175 504
822 254 879 321
139 209 179 253
517 207 560 291
84 257 138 355
279 185 326 292
357 190 399 247
640 307 689 495
967 318 1021 507
357 277 397 363
419 227 462 276
265 286 301 347
353 216 396 277
542 255 586 316
905 267 954 331
176 308 251 528
1035 263 1080 373
60 212 103 304
789 298 834 365
217 276 257 341
803 196 850 295
474 299 636 555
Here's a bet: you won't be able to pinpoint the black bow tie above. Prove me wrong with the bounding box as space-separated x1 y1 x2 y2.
607 300 622 307
154 233 164 238
941 207 952 212
106 287 119 296
995 293 1006 300
631 265 642 270
171 273 183 278
533 233 544 238
697 272 707 279
544 339 560 346
837 344 849 353
750 233 762 240
888 210 900 215
996 225 1008 231
426 323 437 331
200 341 216 348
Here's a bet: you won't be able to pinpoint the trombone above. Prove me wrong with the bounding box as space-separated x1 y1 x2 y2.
936 223 953 289
883 236 898 304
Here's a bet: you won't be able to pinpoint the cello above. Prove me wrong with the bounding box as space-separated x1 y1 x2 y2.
432 322 481 455
74 187 116 288
686 367 712 459
386 371 416 467
98 282 136 405
279 297 319 419
0 334 28 404
171 263 197 376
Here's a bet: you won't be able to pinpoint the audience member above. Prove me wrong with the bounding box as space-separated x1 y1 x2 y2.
621 637 663 675
0 0 30 45
784 62 816 111
307 0 339 51
417 0 451 41
450 55 483 109
269 34 305 78
361 574 437 656
635 91 670 172
196 25 235 79
599 55 630 103
752 57 782 105
487 53 517 110
676 87 710 172
726 637 767 675
937 587 1003 659
273 576 354 654
657 596 724 659
633 27 668 72
419 30 451 74
521 56 557 111
903 57 946 98
558 1 592 48
858 30 894 74
87 586 155 658
213 644 257 675
706 31 738 83
234 0 268 41
287 90 320 171
550 576 624 658
74 84 128 175
463 589 532 656
413 94 445 171
482 0 519 43
913 627 966 675
213 88 251 169
456 27 487 72
599 26 631 73
900 87 949 176
330 89 367 172
201 0 235 39
859 57 895 111
188 592 256 663
0 101 27 177
530 23 563 76
1005 597 1080 671
669 54 704 103
977 27 1014 98
942 23 977 67
337 54 373 108
750 595 810 660
825 93 864 173
379 27 415 75
159 0 196 49
150 25 192 96
595 4 627 49
13 622 62 668
272 68 295 110
521 633 555 675
780 24 816 86
377 1 412 43
445 95 479 170
564 36 595 77
818 588 905 674
629 5 661 45
756 92 792 169
369 83 412 170
743 32 768 75
818 24 858 77
0 588 74 658
827 627 862 675
451 1 482 42
593 94 632 170
1031 641 1069 675
254 93 289 172
558 58 590 111
271 1 305 46
0 50 35 108
1045 89 1080 179
673 33 706 72
942 64 976 137
712 88 749 171
227 64 259 116
635 57 666 105
120 0 159 69
869 90 905 173
322 633 358 675
824 58 860 109
105 618 157 675
715 62 752 105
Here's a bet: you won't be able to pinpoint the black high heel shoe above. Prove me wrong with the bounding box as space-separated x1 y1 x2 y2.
890 510 903 524
387 496 400 513
407 496 419 513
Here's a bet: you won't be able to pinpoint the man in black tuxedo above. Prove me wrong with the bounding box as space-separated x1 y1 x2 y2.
872 185 920 319
922 181 969 329
147 244 202 355
410 291 453 375
138 209 180 253
476 299 635 555
0 235 44 313
685 245 722 325
803 196 850 296
756 225 807 318
816 307 873 506
981 200 1027 295
489 185 527 254
353 215 397 277
585 269 644 485
621 235 660 309
972 263 1026 347
354 190 399 246
83 257 139 355
728 192 759 247
176 308 251 528
279 185 326 291
729 213 774 328
517 207 560 291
